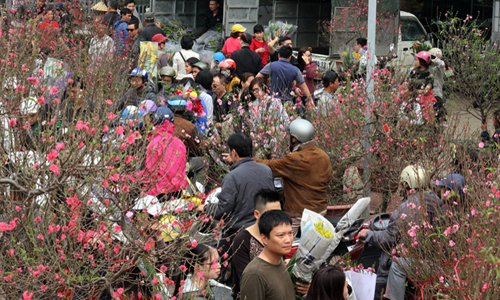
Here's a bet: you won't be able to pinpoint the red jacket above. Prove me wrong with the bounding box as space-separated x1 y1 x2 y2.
137 121 187 195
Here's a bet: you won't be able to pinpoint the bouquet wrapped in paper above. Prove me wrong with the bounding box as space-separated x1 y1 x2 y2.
263 21 298 44
288 198 371 299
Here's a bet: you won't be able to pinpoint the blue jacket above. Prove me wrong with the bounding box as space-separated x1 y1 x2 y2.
113 19 129 53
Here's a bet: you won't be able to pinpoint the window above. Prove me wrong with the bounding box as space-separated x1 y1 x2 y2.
400 19 425 41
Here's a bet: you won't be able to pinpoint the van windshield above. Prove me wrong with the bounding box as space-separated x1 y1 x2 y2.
400 19 426 41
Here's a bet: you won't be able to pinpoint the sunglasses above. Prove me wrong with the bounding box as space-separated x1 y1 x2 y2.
126 28 136 32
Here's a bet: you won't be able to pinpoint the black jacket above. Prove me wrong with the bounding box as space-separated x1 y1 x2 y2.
140 24 164 41
232 46 263 78
205 9 223 31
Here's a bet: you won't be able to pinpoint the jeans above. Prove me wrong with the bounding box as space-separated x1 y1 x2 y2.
386 257 410 300
386 257 441 300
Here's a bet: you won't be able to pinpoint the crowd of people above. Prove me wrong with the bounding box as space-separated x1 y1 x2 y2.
1 1 498 300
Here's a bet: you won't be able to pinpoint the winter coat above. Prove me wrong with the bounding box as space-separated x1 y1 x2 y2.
116 84 157 111
137 121 188 196
364 192 442 287
254 141 332 217
205 158 275 231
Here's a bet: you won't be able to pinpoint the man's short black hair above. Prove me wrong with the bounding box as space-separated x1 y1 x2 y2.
124 0 135 6
180 35 194 50
227 133 252 158
356 37 367 47
108 0 118 10
210 0 220 4
278 45 293 59
214 73 226 84
259 210 292 239
254 189 281 211
279 36 291 46
128 19 139 29
194 70 213 90
322 71 339 87
120 8 132 16
254 24 264 34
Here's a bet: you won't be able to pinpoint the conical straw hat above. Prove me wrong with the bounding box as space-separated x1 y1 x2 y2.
92 1 108 12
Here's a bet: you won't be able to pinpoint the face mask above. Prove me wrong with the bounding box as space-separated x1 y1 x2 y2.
221 70 231 78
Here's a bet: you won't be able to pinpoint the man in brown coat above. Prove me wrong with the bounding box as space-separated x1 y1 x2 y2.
254 119 332 235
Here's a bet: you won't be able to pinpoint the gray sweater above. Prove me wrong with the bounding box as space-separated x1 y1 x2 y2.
206 158 275 231
430 58 445 99
364 192 442 285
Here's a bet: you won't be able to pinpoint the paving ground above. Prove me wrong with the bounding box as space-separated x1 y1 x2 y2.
342 95 486 213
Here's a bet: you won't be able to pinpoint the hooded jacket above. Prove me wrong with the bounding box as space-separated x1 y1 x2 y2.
138 121 188 195
364 191 442 286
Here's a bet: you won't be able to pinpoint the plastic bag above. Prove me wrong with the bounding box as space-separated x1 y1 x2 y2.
198 49 216 65
263 21 298 44
292 209 338 282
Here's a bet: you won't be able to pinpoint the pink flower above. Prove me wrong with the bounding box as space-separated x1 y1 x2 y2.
8 119 17 127
27 77 39 85
56 142 65 150
23 291 33 300
40 285 47 292
47 149 58 162
117 288 124 295
152 278 159 285
191 240 198 248
186 101 193 111
37 96 45 104
106 99 113 105
478 142 484 148
103 125 109 133
144 243 152 251
449 240 455 247
37 234 44 240
114 225 122 232
155 294 161 300
179 265 187 272
38 70 44 76
116 126 124 135
126 211 134 218
108 112 116 120
76 120 84 130
49 164 60 175
50 86 58 95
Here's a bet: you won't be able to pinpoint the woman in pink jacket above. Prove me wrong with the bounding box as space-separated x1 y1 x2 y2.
139 107 187 199
222 24 246 57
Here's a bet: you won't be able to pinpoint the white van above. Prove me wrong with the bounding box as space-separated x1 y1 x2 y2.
309 11 431 72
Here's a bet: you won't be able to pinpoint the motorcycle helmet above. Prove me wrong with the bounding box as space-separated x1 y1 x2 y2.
287 119 315 143
159 66 176 79
428 48 443 60
219 59 236 70
153 106 174 126
193 61 209 71
167 95 187 112
139 100 157 115
400 165 428 189
414 51 432 65
121 105 142 120
129 68 148 82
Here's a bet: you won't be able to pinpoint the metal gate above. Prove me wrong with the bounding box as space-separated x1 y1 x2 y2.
223 0 260 37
